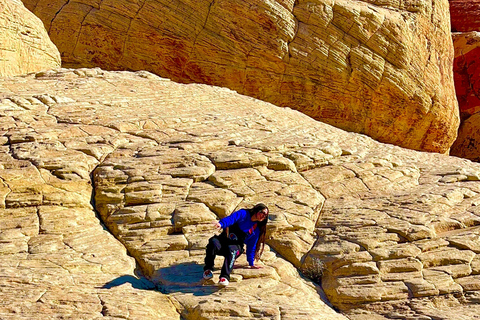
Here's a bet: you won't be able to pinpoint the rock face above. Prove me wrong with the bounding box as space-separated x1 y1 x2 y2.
449 3 480 161
0 0 61 77
450 0 480 32
451 110 480 162
21 0 459 154
452 32 480 117
1 68 480 319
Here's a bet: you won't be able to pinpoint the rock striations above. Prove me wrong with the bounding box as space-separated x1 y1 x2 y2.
21 0 459 154
1 69 480 319
0 0 61 77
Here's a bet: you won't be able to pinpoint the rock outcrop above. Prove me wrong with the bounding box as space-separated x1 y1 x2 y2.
1 68 480 319
21 0 459 153
450 0 480 32
0 0 60 77
448 0 480 162
452 32 480 117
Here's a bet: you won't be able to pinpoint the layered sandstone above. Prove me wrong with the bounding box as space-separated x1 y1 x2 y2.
0 0 61 77
1 68 480 319
22 0 459 153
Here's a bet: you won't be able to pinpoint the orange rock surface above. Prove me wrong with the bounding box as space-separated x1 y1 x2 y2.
449 1 480 161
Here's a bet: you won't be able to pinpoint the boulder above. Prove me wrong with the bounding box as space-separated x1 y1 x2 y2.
22 0 459 153
451 112 480 161
0 0 60 77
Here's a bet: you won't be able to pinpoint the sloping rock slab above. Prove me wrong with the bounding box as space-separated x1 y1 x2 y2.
1 68 480 319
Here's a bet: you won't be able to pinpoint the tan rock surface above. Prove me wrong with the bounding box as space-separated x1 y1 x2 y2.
1 68 479 319
0 0 60 77
22 0 459 153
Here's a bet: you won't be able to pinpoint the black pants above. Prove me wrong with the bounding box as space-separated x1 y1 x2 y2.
204 236 242 281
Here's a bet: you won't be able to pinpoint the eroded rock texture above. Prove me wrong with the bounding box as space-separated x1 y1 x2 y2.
452 32 480 118
22 0 459 153
450 0 480 32
0 69 347 320
1 69 480 319
0 0 61 77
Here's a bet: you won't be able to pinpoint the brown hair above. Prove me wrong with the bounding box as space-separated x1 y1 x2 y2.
249 203 269 260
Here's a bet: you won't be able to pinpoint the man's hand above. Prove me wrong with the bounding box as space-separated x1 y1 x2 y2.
249 265 263 269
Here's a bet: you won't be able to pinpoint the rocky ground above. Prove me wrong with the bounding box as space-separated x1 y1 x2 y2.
1 68 480 319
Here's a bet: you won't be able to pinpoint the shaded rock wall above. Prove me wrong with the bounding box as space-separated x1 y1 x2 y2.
450 0 480 32
452 32 480 117
450 32 480 162
449 0 480 161
0 0 60 77
1 69 480 319
21 0 459 154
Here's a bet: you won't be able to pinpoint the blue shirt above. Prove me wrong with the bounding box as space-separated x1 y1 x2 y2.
219 209 260 266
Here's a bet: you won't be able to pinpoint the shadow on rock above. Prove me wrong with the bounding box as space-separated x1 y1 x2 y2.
101 275 156 290
154 261 221 296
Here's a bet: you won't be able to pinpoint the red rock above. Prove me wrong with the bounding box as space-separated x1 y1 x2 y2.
450 0 480 32
450 112 480 161
453 32 480 116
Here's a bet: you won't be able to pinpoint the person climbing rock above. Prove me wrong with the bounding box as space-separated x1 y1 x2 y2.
203 203 269 286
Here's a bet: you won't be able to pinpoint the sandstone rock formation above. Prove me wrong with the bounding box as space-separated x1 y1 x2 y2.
450 32 480 161
450 0 480 32
448 0 480 161
452 32 480 118
1 68 480 319
22 0 459 153
0 0 61 77
451 111 480 162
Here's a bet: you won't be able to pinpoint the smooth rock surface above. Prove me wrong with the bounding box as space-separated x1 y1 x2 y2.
0 0 60 77
1 68 480 319
22 0 459 153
